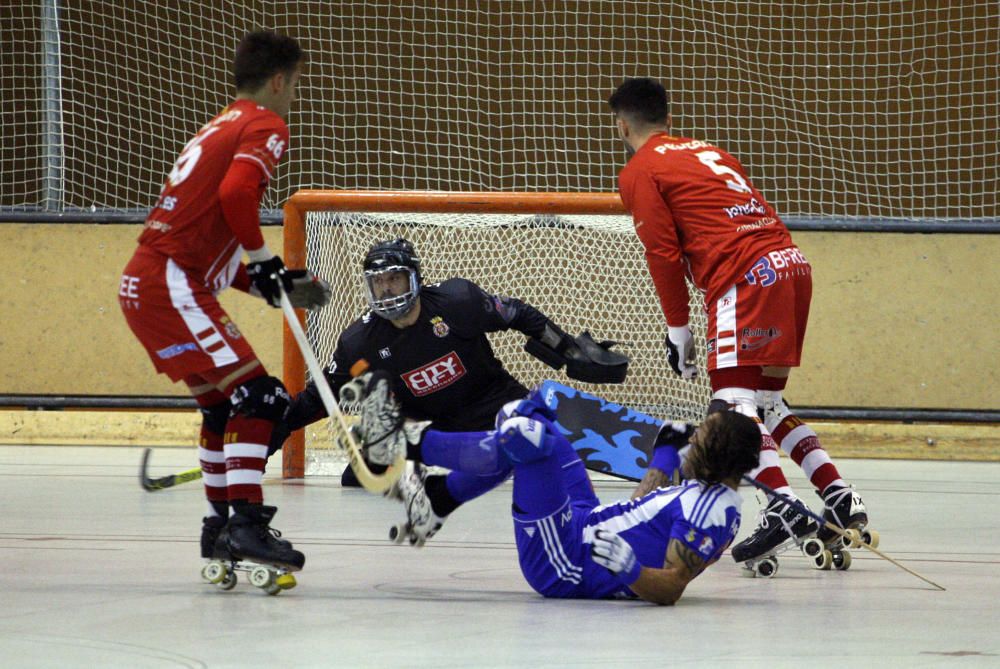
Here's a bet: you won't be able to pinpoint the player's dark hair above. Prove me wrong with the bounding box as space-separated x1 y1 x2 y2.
686 411 761 484
608 78 670 126
233 31 304 92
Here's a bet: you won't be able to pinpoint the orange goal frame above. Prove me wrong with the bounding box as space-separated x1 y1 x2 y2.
281 190 627 477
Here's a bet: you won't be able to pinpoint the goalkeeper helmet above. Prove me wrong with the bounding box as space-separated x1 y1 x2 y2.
363 238 422 320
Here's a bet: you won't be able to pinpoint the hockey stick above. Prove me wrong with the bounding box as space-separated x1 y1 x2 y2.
278 285 404 493
742 476 946 591
139 447 202 491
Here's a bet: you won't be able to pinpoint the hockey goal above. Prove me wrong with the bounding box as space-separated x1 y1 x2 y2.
281 190 713 478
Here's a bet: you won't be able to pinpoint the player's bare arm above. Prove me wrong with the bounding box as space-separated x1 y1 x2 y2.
628 538 707 605
630 468 674 499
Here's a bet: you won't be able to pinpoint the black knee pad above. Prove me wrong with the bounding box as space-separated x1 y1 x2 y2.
230 375 291 422
199 401 230 435
707 398 731 415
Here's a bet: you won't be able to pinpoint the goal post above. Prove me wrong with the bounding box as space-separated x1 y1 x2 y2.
281 190 713 478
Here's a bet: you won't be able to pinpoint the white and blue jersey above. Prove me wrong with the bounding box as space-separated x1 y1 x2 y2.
514 481 743 599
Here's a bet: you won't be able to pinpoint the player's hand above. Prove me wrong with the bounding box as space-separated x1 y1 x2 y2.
654 421 696 450
247 255 293 308
591 530 642 585
267 421 291 457
665 325 698 380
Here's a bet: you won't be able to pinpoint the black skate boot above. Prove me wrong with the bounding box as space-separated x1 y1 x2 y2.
222 504 305 571
731 496 819 577
816 484 877 549
201 516 233 559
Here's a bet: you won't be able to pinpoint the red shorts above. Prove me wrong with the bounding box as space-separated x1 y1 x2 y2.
119 247 257 382
705 246 812 372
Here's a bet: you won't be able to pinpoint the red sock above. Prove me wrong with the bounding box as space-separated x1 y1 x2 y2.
772 415 843 493
223 414 272 504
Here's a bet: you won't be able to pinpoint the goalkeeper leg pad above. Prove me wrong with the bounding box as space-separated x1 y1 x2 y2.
356 371 407 466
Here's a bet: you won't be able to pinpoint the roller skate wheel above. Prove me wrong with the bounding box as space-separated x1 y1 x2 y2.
217 571 238 590
740 566 758 578
389 523 408 544
249 566 275 589
833 550 852 571
263 582 282 596
801 538 825 558
756 558 778 578
201 561 226 584
862 529 880 549
843 529 863 549
276 573 297 590
813 550 833 570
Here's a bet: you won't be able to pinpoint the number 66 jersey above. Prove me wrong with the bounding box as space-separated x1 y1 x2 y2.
137 98 289 293
119 99 288 381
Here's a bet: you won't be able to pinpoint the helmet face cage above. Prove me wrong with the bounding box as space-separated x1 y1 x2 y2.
363 239 422 320
364 264 421 319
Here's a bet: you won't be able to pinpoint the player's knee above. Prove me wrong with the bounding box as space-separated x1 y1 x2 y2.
496 416 554 465
495 394 555 430
199 401 230 435
756 390 791 432
230 375 291 422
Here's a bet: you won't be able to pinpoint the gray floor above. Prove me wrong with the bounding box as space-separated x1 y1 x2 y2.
1 445 998 669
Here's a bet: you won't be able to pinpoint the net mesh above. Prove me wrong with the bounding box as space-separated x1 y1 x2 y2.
3 2 997 219
299 210 712 474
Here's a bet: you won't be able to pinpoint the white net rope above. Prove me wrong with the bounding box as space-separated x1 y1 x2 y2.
3 2 997 219
300 210 712 473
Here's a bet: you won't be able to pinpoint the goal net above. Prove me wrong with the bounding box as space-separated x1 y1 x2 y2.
4 3 996 221
281 191 712 477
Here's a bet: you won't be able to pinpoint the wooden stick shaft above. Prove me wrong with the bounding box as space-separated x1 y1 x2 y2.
278 287 404 493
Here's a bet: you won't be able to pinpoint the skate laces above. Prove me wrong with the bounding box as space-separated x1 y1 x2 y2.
822 485 863 529
754 499 805 540
254 523 284 544
362 381 402 445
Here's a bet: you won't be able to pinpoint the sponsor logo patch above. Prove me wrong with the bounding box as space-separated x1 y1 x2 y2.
220 316 242 340
156 342 199 359
740 326 782 351
697 536 715 556
379 347 391 359
402 351 466 396
430 316 450 338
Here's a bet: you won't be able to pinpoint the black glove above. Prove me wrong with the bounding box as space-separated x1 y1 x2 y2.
246 256 293 308
653 421 696 449
267 421 291 457
665 325 697 379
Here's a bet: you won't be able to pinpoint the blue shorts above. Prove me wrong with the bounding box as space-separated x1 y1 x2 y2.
510 428 605 598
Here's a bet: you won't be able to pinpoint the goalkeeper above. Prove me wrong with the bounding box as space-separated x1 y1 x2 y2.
280 238 629 540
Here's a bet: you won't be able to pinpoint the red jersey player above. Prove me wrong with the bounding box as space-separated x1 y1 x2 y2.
608 78 876 575
119 31 329 587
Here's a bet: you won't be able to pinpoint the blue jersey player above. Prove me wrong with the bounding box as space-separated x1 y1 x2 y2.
353 377 761 604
